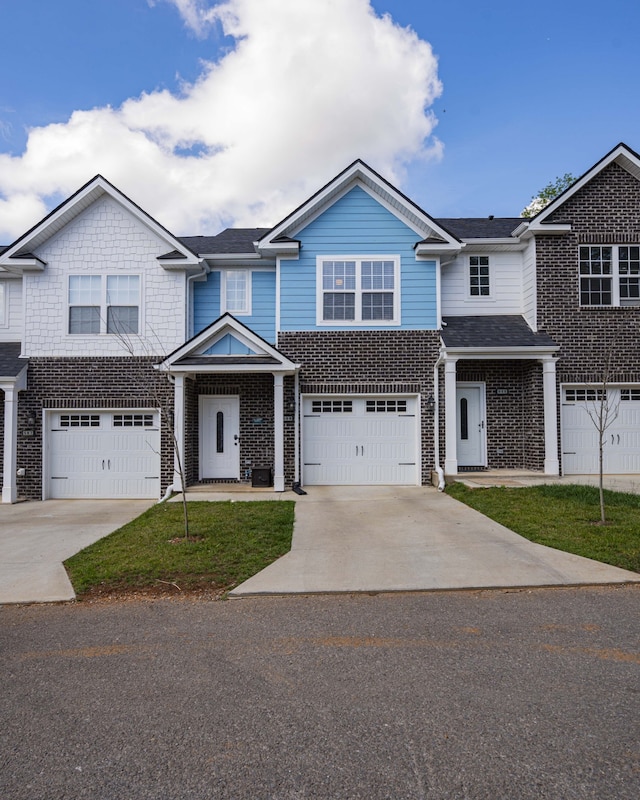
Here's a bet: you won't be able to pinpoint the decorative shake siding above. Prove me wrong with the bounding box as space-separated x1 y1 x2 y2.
15 358 174 500
23 195 186 357
537 162 640 385
278 330 440 484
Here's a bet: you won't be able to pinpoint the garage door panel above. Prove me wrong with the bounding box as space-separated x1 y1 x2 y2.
562 387 640 474
303 396 418 486
47 410 161 499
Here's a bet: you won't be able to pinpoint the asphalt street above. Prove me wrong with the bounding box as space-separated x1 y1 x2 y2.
1 586 639 800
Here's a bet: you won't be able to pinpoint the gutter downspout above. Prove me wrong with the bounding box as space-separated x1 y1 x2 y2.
185 261 208 340
433 350 446 491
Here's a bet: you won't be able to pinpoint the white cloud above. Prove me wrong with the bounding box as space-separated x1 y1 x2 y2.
0 0 442 241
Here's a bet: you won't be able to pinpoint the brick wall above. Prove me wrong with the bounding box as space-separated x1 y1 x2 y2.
537 162 640 384
17 358 174 499
278 330 440 484
455 360 545 470
190 374 296 487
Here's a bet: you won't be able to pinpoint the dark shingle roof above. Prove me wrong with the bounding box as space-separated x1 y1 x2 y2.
179 229 271 255
435 218 521 239
441 316 557 349
0 343 26 377
176 218 522 256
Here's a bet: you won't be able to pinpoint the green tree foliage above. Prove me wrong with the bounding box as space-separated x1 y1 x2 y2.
521 173 576 218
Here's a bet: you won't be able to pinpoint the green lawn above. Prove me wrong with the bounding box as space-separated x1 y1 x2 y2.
446 482 640 573
64 500 295 598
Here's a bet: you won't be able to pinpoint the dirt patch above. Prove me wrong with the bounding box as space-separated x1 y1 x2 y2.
75 581 231 604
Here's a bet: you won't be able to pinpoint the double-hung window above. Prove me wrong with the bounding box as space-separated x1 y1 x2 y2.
579 246 640 307
317 256 399 325
68 275 140 334
469 256 490 297
221 269 251 315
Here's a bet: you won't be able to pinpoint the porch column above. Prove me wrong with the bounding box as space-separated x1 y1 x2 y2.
443 358 458 475
272 373 285 491
2 383 19 504
173 374 186 493
541 358 560 475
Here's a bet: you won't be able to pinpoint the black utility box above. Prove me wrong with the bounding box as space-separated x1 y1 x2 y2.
251 468 272 487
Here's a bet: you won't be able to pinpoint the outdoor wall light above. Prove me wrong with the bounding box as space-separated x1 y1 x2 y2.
425 395 436 412
26 414 36 428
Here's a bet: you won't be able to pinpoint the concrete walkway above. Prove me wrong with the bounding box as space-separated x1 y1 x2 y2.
230 485 640 596
0 499 154 604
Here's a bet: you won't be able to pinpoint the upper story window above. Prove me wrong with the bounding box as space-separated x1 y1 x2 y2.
0 281 6 326
317 256 400 325
221 270 251 315
579 246 640 307
469 256 490 297
68 275 140 334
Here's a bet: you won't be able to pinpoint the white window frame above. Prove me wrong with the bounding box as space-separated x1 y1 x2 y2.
0 281 6 327
67 274 141 335
579 245 640 307
316 255 400 326
221 269 251 316
468 255 491 298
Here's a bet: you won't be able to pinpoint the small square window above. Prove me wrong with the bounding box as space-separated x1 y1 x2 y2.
469 256 490 297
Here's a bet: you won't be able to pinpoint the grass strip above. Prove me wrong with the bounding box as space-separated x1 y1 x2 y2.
446 482 640 573
64 500 295 596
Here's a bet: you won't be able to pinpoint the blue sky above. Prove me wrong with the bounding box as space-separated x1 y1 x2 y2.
1 0 639 240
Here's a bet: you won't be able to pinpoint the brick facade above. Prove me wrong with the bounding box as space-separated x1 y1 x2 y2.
278 330 440 484
538 162 640 384
454 360 545 470
15 358 174 500
188 374 296 488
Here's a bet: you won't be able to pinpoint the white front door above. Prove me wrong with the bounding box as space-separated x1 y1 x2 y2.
199 396 240 479
456 384 486 467
302 396 419 485
47 410 161 499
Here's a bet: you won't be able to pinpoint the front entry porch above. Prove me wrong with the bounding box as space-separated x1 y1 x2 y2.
156 314 300 494
439 316 560 478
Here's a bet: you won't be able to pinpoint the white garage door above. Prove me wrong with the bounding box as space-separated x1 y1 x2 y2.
47 410 161 498
561 387 640 474
302 396 418 485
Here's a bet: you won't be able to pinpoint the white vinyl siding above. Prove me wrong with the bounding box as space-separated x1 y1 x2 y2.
440 251 523 315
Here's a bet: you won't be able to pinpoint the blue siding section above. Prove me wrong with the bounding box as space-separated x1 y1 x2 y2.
193 269 276 343
280 186 437 330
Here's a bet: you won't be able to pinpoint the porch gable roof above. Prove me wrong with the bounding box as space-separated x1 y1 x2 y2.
157 314 299 374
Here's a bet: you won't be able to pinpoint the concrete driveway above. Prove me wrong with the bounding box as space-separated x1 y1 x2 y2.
230 486 640 595
0 499 154 604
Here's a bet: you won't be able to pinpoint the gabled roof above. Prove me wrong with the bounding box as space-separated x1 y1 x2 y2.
157 313 299 374
515 142 640 236
256 160 462 255
0 175 201 272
